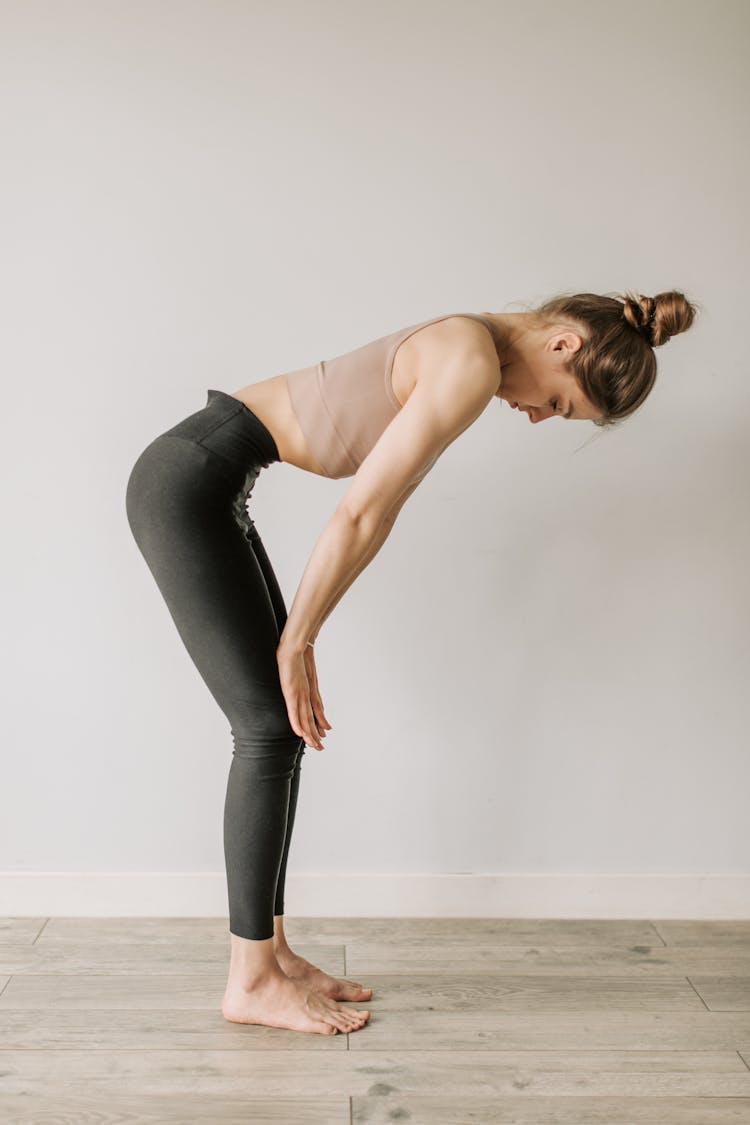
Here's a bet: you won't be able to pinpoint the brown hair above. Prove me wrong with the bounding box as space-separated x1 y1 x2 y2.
528 289 701 427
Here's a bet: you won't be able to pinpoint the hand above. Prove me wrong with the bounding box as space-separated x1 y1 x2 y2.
276 644 331 751
303 644 332 743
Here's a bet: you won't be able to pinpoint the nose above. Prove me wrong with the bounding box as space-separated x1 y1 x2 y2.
527 407 553 423
513 402 552 423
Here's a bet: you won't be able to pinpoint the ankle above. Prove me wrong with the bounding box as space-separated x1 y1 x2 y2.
273 937 295 956
228 933 281 981
272 914 291 955
230 966 285 991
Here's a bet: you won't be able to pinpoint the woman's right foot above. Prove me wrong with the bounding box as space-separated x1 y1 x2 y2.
221 969 370 1035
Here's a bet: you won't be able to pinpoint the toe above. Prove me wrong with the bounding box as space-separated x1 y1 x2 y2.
345 979 372 998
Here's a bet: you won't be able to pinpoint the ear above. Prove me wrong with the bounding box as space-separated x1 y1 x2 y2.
552 330 583 357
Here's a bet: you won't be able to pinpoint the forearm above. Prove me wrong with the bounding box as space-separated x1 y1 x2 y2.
305 515 394 645
279 507 393 655
302 481 418 646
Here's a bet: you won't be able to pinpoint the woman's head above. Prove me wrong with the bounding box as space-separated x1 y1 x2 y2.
496 290 700 427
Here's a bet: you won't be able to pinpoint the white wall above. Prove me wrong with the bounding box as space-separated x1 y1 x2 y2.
2 0 748 917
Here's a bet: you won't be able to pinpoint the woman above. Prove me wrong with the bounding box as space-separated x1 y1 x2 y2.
125 288 698 1037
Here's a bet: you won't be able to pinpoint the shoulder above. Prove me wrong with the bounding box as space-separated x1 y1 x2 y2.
340 318 500 526
411 314 501 393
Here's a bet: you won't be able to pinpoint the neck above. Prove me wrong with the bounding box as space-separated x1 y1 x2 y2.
479 311 537 363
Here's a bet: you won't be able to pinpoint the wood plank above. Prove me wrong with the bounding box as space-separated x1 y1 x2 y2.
0 1048 749 1096
0 1007 346 1049
5 938 750 979
0 971 707 1011
652 923 750 946
0 918 47 944
32 917 668 948
0 941 344 975
0 1092 347 1124
34 918 245 944
352 1095 750 1124
345 944 750 976
688 976 750 1011
279 918 668 944
344 1010 750 1051
1 1008 749 1051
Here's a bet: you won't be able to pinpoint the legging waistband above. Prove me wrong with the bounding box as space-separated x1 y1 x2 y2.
162 388 281 479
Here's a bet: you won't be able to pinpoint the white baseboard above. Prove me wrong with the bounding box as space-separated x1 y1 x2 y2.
1 872 748 919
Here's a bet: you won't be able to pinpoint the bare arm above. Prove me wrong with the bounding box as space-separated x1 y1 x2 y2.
278 502 398 657
275 344 498 749
276 506 400 749
301 481 418 647
278 343 498 658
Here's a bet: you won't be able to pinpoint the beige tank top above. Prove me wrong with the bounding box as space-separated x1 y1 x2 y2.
285 312 497 479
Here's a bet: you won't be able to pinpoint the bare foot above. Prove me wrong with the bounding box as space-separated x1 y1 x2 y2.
277 949 373 1002
222 968 369 1035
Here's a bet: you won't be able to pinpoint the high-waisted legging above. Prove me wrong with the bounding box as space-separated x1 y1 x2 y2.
125 388 305 941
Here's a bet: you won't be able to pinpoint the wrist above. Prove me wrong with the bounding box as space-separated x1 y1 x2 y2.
278 634 315 658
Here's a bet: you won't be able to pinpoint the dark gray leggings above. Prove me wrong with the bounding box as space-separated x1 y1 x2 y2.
125 388 305 941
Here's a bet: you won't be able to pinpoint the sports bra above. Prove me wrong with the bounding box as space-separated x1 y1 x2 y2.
285 311 498 479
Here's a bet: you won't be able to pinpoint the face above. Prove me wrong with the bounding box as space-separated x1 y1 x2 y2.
496 319 602 423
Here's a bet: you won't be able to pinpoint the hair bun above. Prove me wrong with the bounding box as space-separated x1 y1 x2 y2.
621 290 698 347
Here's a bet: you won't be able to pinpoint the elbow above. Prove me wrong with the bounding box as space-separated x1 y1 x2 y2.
337 500 387 539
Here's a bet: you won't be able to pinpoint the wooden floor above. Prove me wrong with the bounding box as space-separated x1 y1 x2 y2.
1 916 749 1123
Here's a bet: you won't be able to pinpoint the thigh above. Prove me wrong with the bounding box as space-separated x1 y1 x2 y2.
127 435 294 739
240 512 308 759
243 517 288 637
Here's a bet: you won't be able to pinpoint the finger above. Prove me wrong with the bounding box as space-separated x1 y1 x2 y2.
294 691 316 749
286 674 317 749
286 693 309 744
312 695 331 730
310 695 328 736
304 699 323 750
318 711 332 733
309 685 331 731
292 697 310 742
288 705 305 743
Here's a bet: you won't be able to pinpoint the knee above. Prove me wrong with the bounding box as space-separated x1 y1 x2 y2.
227 696 302 770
